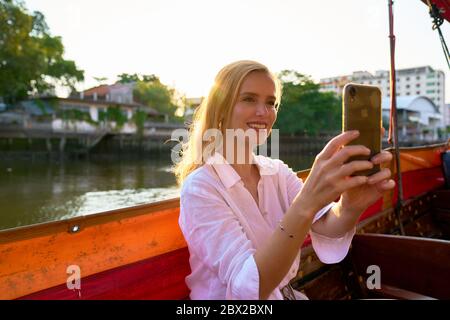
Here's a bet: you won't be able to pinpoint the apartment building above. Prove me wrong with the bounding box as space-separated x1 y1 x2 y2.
320 66 446 127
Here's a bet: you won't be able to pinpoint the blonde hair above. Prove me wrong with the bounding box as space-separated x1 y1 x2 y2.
173 60 282 186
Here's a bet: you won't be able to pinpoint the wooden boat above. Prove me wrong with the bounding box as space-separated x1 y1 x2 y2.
1 0 449 301
0 142 449 300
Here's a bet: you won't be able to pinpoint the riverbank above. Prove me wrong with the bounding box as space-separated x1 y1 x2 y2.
0 155 178 230
0 135 446 161
0 151 313 231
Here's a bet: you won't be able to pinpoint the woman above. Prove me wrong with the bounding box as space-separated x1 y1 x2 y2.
174 60 394 300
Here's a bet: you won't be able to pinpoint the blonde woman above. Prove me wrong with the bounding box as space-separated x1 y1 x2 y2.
175 60 394 300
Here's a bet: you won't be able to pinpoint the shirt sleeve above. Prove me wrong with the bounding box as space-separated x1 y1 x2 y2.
281 160 355 264
310 226 356 264
179 177 260 300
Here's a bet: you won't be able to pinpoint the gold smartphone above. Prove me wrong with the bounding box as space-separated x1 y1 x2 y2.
342 83 382 176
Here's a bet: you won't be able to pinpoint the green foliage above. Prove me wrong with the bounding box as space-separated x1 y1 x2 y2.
171 115 185 124
98 105 128 129
132 76 178 119
0 0 84 102
117 73 140 83
34 99 48 115
133 110 147 135
117 73 158 84
116 73 180 119
93 76 108 85
273 70 341 136
62 109 95 125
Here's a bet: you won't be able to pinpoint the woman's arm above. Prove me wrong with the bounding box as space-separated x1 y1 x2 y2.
254 131 373 299
311 150 394 238
253 198 315 299
310 202 358 238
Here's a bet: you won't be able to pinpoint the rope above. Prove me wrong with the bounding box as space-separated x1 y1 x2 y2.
426 0 450 70
387 0 405 235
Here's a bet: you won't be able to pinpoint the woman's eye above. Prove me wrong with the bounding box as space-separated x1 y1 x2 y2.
243 97 256 103
266 101 276 108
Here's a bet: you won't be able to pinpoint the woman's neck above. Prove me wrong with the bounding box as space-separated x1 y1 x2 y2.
222 139 258 180
231 163 255 180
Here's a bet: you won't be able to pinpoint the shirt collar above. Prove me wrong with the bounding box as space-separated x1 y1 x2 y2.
206 152 278 189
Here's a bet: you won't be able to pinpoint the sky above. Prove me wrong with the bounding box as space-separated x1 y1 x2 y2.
24 0 450 102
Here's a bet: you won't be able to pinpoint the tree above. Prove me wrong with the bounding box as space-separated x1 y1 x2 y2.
273 70 341 135
129 74 180 120
117 73 140 84
93 76 108 85
117 73 158 84
0 0 84 103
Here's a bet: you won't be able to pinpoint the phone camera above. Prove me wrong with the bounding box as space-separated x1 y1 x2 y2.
349 86 356 98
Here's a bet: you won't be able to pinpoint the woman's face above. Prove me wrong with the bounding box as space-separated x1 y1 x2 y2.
227 71 277 146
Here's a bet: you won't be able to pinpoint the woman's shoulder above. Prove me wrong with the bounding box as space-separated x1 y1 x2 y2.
181 165 220 195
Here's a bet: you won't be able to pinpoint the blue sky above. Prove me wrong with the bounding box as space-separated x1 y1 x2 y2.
24 0 450 102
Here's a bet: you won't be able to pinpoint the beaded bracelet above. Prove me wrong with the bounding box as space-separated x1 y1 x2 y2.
279 221 294 238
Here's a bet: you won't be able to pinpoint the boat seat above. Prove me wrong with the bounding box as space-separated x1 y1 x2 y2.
350 233 450 299
431 189 450 237
372 284 436 300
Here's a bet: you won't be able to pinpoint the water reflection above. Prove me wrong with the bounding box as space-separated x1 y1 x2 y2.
0 154 314 231
41 187 180 221
0 156 177 230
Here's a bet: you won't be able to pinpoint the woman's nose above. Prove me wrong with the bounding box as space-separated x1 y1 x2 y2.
255 102 269 116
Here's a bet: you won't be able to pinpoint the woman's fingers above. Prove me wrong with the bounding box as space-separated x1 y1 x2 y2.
330 145 371 166
317 131 360 161
375 179 396 192
338 160 374 177
341 175 368 190
367 168 392 185
371 150 393 165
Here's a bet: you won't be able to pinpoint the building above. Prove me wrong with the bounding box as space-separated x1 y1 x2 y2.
320 66 446 127
381 96 442 141
1 97 160 135
57 97 158 122
80 83 135 104
182 97 204 123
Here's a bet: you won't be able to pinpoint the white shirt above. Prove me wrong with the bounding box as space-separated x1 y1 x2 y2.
179 153 356 300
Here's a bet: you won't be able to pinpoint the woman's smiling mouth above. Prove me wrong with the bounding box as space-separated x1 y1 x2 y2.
247 122 267 129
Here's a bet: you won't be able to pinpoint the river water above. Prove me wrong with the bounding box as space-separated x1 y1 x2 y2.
0 154 314 231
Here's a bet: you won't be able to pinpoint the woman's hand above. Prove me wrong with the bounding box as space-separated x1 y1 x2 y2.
294 130 374 216
339 150 395 216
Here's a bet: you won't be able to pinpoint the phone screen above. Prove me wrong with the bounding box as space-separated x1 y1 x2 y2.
342 83 382 176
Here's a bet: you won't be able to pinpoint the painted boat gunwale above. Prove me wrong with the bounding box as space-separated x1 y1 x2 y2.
1 142 447 244
0 197 180 244
0 142 448 299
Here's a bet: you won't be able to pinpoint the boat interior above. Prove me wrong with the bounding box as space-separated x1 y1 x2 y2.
293 149 450 300
1 146 449 300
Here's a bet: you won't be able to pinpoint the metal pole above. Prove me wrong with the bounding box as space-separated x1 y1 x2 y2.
388 0 405 235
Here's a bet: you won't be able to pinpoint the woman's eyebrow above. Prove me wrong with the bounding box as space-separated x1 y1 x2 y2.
240 92 276 99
